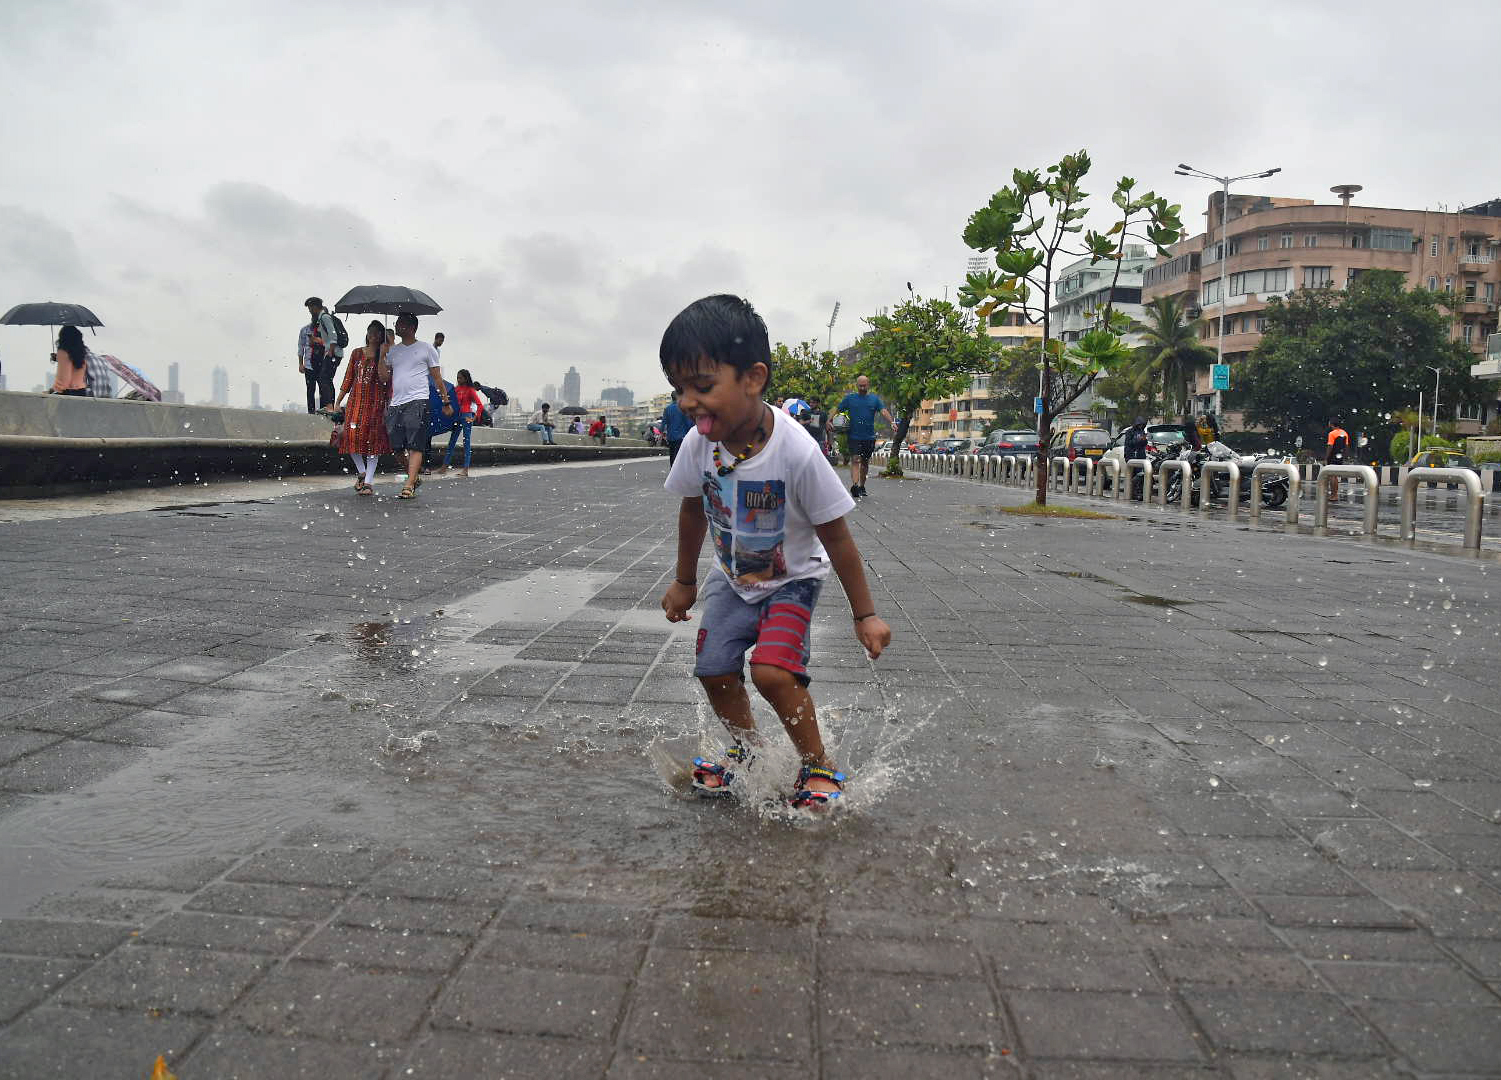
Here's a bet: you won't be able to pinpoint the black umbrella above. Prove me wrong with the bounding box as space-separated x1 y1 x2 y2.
2 302 103 330
557 405 589 415
333 286 442 317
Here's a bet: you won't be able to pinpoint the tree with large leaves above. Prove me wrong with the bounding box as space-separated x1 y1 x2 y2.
852 294 994 475
1130 295 1216 416
960 151 1184 503
1233 270 1484 454
768 341 845 406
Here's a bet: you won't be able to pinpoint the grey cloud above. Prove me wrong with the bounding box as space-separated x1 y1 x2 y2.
0 206 95 293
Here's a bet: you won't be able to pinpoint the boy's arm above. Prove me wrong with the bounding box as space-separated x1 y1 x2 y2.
814 516 891 659
662 497 707 622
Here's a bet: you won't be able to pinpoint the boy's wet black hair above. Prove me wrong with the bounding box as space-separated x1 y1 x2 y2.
659 294 771 386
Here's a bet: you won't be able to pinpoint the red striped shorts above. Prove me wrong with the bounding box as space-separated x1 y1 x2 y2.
693 574 823 684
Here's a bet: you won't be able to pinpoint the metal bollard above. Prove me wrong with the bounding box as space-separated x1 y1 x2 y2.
1092 457 1122 498
1066 457 1095 495
1401 467 1484 549
1249 461 1301 527
1155 459 1194 513
1198 460 1241 519
1314 464 1380 536
1123 458 1152 503
1049 456 1069 493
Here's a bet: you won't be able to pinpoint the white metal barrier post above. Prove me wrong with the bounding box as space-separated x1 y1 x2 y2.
1249 461 1301 528
1092 458 1122 498
1066 457 1095 495
1123 458 1152 503
1198 460 1241 519
1050 456 1069 493
1314 464 1380 536
1156 459 1193 514
1401 467 1484 549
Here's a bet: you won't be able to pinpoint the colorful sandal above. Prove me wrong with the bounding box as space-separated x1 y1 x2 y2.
691 743 753 798
789 764 845 810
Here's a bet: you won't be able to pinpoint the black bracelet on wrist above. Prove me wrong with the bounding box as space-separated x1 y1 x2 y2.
675 577 697 588
853 611 876 622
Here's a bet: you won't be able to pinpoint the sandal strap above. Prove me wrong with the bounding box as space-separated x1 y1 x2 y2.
796 764 845 788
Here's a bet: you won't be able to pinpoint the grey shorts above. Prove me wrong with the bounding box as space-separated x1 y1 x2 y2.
386 399 430 451
849 438 876 461
693 574 823 684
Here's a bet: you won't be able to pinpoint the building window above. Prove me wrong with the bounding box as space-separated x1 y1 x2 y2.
1280 233 1293 249
1201 277 1222 305
1446 276 1454 292
1467 239 1483 257
1257 235 1269 251
1463 323 1475 344
1304 234 1319 247
1459 401 1482 421
1431 236 1440 257
1465 282 1478 301
1370 227 1414 251
1448 237 1457 254
1350 232 1365 249
1428 275 1438 290
1256 315 1268 333
1486 283 1496 302
1304 266 1333 288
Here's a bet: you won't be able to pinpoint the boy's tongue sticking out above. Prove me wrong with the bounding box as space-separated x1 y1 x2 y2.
696 415 715 436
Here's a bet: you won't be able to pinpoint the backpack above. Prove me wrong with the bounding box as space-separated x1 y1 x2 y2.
313 312 349 359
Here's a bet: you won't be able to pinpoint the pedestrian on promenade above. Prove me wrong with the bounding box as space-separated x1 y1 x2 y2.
433 332 445 358
49 327 88 396
806 397 830 460
658 294 891 809
333 320 392 495
589 415 608 444
663 389 692 465
1325 416 1350 501
1123 416 1149 499
436 369 484 477
528 403 555 444
835 374 892 498
303 297 342 414
379 312 451 499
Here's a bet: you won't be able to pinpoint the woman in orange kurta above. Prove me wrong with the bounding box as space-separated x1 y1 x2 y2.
334 320 392 495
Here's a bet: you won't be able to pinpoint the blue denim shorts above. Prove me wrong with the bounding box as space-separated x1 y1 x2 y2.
694 574 823 684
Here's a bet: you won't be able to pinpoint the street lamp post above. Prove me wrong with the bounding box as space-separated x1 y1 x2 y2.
1174 163 1282 420
1427 365 1441 436
826 302 840 353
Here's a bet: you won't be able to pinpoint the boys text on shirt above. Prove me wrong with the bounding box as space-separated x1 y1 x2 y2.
387 341 440 407
665 406 855 602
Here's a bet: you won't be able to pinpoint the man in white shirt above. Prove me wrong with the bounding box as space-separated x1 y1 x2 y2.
528 403 556 444
379 311 453 498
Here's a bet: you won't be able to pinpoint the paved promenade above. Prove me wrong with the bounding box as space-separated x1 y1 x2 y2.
1 458 1499 1078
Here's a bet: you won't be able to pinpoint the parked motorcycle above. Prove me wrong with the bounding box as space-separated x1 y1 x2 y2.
1151 441 1290 509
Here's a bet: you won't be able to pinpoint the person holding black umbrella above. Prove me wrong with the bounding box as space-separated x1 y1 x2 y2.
49 326 88 395
380 311 451 499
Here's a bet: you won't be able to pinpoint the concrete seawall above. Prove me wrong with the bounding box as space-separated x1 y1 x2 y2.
0 391 662 495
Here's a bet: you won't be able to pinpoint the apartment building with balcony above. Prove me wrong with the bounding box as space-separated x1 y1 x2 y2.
1142 190 1501 427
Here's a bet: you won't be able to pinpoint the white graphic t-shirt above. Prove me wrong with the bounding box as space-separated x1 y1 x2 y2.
666 405 856 601
387 341 440 407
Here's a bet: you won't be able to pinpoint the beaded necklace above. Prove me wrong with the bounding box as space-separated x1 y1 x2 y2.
712 406 769 477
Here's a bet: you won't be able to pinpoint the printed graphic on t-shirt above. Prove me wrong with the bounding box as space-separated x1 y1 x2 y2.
701 473 788 586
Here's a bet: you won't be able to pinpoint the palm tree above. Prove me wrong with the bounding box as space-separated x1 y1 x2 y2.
1130 296 1217 416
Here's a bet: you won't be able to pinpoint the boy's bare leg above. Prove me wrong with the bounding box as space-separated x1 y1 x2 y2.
750 663 840 794
697 674 759 790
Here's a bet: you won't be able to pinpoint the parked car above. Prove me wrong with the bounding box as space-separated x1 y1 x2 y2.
1407 449 1477 472
976 429 1041 456
929 437 974 454
1048 425 1110 462
1100 423 1198 467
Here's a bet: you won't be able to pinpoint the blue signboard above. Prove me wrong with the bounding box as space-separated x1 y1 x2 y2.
1034 396 1045 414
1211 364 1230 391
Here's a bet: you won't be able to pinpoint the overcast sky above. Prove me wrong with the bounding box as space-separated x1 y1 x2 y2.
2 0 1497 409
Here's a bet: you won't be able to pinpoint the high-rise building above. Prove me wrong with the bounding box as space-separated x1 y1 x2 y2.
562 366 581 407
162 362 184 404
1143 189 1501 426
600 385 634 408
250 381 262 410
541 383 557 405
211 366 229 406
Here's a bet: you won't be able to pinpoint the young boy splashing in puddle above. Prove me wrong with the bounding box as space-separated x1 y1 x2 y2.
658 295 891 809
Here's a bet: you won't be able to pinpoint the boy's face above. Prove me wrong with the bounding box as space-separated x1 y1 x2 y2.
669 357 767 442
